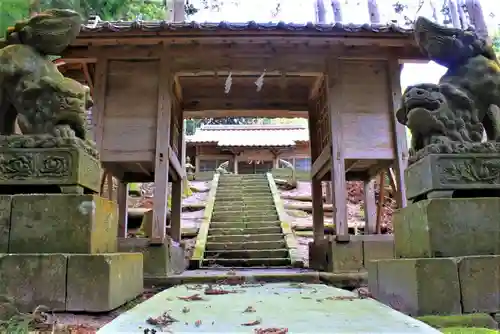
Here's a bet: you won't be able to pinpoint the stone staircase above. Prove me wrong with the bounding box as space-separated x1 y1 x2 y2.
202 174 292 268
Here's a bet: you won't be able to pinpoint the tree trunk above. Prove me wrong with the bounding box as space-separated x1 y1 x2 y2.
429 0 439 22
447 0 461 28
367 0 380 24
315 0 326 24
331 0 342 23
464 0 488 39
457 0 468 29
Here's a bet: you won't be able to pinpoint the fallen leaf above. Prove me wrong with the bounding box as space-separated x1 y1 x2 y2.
177 294 204 301
243 306 256 313
254 328 288 334
195 320 202 327
242 319 261 326
182 307 190 313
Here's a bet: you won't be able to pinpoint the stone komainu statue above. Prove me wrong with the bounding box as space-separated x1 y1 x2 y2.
0 9 96 156
397 16 500 163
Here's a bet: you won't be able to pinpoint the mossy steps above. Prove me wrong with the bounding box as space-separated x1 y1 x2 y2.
202 174 292 268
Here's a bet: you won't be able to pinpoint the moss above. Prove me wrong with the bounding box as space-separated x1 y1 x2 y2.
417 313 497 329
441 328 498 334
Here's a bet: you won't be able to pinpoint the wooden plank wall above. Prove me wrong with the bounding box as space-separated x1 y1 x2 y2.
339 60 394 160
101 60 159 162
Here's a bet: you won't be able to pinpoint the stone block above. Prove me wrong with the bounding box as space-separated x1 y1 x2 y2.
0 254 67 312
363 238 395 265
0 196 12 252
9 194 118 254
458 255 500 313
0 146 101 193
308 240 329 271
66 253 143 312
369 258 461 316
405 153 500 200
328 239 363 273
394 198 500 258
118 237 186 277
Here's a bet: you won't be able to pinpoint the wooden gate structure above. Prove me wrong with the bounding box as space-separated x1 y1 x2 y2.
58 18 426 260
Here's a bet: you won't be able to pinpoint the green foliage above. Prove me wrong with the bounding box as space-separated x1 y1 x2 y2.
0 0 29 38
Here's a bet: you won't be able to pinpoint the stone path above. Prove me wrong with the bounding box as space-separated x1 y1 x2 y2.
97 282 441 333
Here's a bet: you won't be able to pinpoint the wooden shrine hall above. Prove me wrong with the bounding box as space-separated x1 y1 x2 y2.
59 17 427 260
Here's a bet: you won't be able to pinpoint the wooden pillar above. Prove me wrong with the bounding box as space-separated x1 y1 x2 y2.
151 45 172 245
195 147 200 173
363 179 377 234
117 181 128 238
325 181 332 204
92 52 108 154
387 58 408 208
327 60 348 237
308 107 324 243
170 108 184 243
233 155 238 174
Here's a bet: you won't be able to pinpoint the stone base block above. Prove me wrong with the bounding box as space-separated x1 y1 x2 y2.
458 255 500 313
394 198 500 258
0 196 12 252
9 194 118 253
118 237 186 277
417 314 498 330
0 145 101 193
368 258 461 316
66 253 143 312
309 236 394 273
0 254 67 313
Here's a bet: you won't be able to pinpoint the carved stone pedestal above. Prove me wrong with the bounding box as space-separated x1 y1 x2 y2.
0 146 144 313
369 156 500 317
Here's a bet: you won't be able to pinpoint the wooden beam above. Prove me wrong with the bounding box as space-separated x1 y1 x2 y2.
375 171 386 234
309 75 324 100
117 181 128 238
151 43 172 245
327 60 348 238
363 179 377 234
169 145 184 181
311 144 331 180
182 99 309 111
386 57 408 208
184 109 307 118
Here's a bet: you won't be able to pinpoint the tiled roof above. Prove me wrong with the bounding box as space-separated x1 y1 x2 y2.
80 21 414 35
187 124 309 147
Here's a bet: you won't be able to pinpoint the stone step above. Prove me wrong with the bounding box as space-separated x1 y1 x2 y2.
204 249 289 259
214 198 274 204
213 204 276 212
215 193 273 199
217 185 270 190
211 209 278 217
216 190 271 195
207 233 285 242
201 257 291 268
205 240 286 251
208 226 283 236
213 201 275 208
209 221 281 229
211 213 279 222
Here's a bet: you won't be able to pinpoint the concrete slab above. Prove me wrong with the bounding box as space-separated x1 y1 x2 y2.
97 283 441 333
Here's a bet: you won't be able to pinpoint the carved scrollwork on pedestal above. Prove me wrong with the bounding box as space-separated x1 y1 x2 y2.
0 150 72 181
39 155 70 178
438 158 500 185
0 154 35 180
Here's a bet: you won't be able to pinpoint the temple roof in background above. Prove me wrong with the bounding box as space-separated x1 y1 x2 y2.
186 124 309 147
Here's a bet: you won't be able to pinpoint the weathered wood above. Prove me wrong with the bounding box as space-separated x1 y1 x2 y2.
375 171 385 234
151 44 173 245
183 98 309 112
363 179 377 234
308 103 325 244
169 145 183 181
92 51 108 152
184 109 308 118
327 60 348 237
386 58 407 208
311 145 331 180
117 181 128 238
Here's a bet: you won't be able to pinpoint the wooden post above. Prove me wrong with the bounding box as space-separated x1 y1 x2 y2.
376 172 386 234
233 155 238 174
327 60 348 237
308 107 324 244
151 45 172 245
387 57 408 208
117 181 128 238
363 179 377 234
92 53 108 153
106 173 113 200
170 107 184 243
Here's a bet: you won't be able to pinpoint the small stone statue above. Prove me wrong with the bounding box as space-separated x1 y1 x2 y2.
0 9 97 157
397 16 500 164
185 156 195 180
215 161 231 174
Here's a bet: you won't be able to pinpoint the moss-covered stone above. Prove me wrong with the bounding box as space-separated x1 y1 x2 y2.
457 255 500 313
118 237 186 277
370 258 461 316
327 240 363 273
66 253 143 312
308 240 329 271
363 239 395 265
394 198 500 258
417 313 498 329
0 254 67 312
9 194 118 254
0 196 12 252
